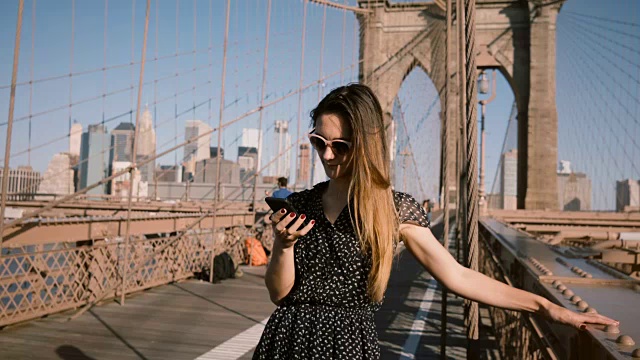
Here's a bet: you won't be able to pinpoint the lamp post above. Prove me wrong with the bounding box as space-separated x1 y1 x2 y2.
399 148 412 192
478 70 496 215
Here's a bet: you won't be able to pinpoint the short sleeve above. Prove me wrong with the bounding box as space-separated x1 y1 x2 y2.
394 192 431 228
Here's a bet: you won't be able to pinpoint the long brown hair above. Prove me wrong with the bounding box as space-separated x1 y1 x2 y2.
311 83 398 302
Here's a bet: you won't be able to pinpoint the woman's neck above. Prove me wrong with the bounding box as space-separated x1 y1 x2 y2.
326 177 350 204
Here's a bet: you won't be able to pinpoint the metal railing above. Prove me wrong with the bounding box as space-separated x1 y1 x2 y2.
0 224 253 328
478 230 558 360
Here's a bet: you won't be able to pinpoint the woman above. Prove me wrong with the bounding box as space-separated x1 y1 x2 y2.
254 84 617 359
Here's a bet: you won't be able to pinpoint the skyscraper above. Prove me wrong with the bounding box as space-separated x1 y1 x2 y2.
274 120 291 178
79 124 110 195
37 153 74 199
297 143 311 188
557 172 591 211
616 179 640 212
500 149 518 210
184 120 212 164
136 108 156 183
0 166 42 201
238 146 258 182
242 128 263 173
110 122 135 163
69 122 83 157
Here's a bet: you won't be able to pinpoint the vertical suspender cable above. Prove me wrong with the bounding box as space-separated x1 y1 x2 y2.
27 0 35 167
440 0 453 357
121 0 151 305
251 0 273 226
0 0 25 255
340 0 347 84
295 0 308 190
310 4 328 186
210 0 231 283
464 0 480 357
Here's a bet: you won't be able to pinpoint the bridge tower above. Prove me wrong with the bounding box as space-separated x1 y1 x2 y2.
357 0 563 210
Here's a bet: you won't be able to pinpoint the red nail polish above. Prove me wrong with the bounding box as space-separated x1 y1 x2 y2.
310 220 315 225
300 214 306 220
290 212 296 218
280 208 286 214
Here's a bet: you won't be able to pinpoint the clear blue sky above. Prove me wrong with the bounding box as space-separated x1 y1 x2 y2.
1 0 638 210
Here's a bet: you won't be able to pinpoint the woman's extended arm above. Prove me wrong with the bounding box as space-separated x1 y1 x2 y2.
400 224 618 329
264 210 314 305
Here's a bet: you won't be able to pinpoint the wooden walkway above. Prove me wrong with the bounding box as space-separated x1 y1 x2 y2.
0 218 499 360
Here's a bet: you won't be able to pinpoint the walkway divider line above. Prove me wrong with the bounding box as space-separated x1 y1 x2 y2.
398 278 439 359
195 317 270 360
399 212 443 359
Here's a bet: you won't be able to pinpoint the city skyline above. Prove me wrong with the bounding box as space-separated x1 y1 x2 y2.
0 0 638 209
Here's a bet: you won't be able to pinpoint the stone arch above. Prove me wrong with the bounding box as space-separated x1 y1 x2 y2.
357 0 564 210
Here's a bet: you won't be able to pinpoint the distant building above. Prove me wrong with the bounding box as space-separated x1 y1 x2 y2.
69 122 83 157
155 165 182 183
0 166 42 201
110 122 135 163
557 172 591 211
274 120 291 178
79 124 110 195
262 175 279 186
616 179 640 212
238 146 258 182
37 153 74 199
558 160 572 175
297 143 311 188
210 147 224 159
110 161 147 200
136 108 156 183
184 120 212 164
500 149 518 210
242 128 263 175
193 158 240 185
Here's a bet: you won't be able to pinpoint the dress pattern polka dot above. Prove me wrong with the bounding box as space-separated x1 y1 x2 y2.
253 181 430 359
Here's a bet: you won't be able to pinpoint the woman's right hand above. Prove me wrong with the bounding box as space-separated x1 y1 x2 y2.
270 209 315 249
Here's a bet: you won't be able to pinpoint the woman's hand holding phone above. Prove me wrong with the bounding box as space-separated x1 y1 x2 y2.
270 208 315 249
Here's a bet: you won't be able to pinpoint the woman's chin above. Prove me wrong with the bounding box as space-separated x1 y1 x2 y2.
324 166 351 180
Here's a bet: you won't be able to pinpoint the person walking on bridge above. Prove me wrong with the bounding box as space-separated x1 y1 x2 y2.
271 177 292 199
254 84 618 359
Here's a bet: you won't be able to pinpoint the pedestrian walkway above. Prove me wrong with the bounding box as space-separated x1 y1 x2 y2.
0 215 499 359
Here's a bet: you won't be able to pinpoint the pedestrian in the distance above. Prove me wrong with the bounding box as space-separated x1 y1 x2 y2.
271 177 292 199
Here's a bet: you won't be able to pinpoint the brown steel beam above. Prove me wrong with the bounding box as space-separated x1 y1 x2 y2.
491 209 640 221
517 224 640 233
310 0 371 14
5 200 255 213
2 212 254 245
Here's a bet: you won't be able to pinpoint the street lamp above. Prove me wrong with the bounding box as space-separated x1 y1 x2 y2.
478 71 490 95
478 70 497 215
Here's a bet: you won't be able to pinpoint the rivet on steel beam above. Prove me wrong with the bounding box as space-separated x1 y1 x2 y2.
605 324 621 334
563 289 574 298
576 301 589 310
557 284 567 291
584 307 597 314
552 280 560 287
631 348 640 359
570 295 582 304
616 335 635 346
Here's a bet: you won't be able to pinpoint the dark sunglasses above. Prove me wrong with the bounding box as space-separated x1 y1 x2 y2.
307 131 353 157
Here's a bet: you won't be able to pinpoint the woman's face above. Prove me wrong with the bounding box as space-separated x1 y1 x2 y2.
313 113 354 180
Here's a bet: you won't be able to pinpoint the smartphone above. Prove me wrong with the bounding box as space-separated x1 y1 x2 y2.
265 197 298 215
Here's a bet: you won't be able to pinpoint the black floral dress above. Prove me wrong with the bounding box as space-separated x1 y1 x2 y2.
253 181 431 360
